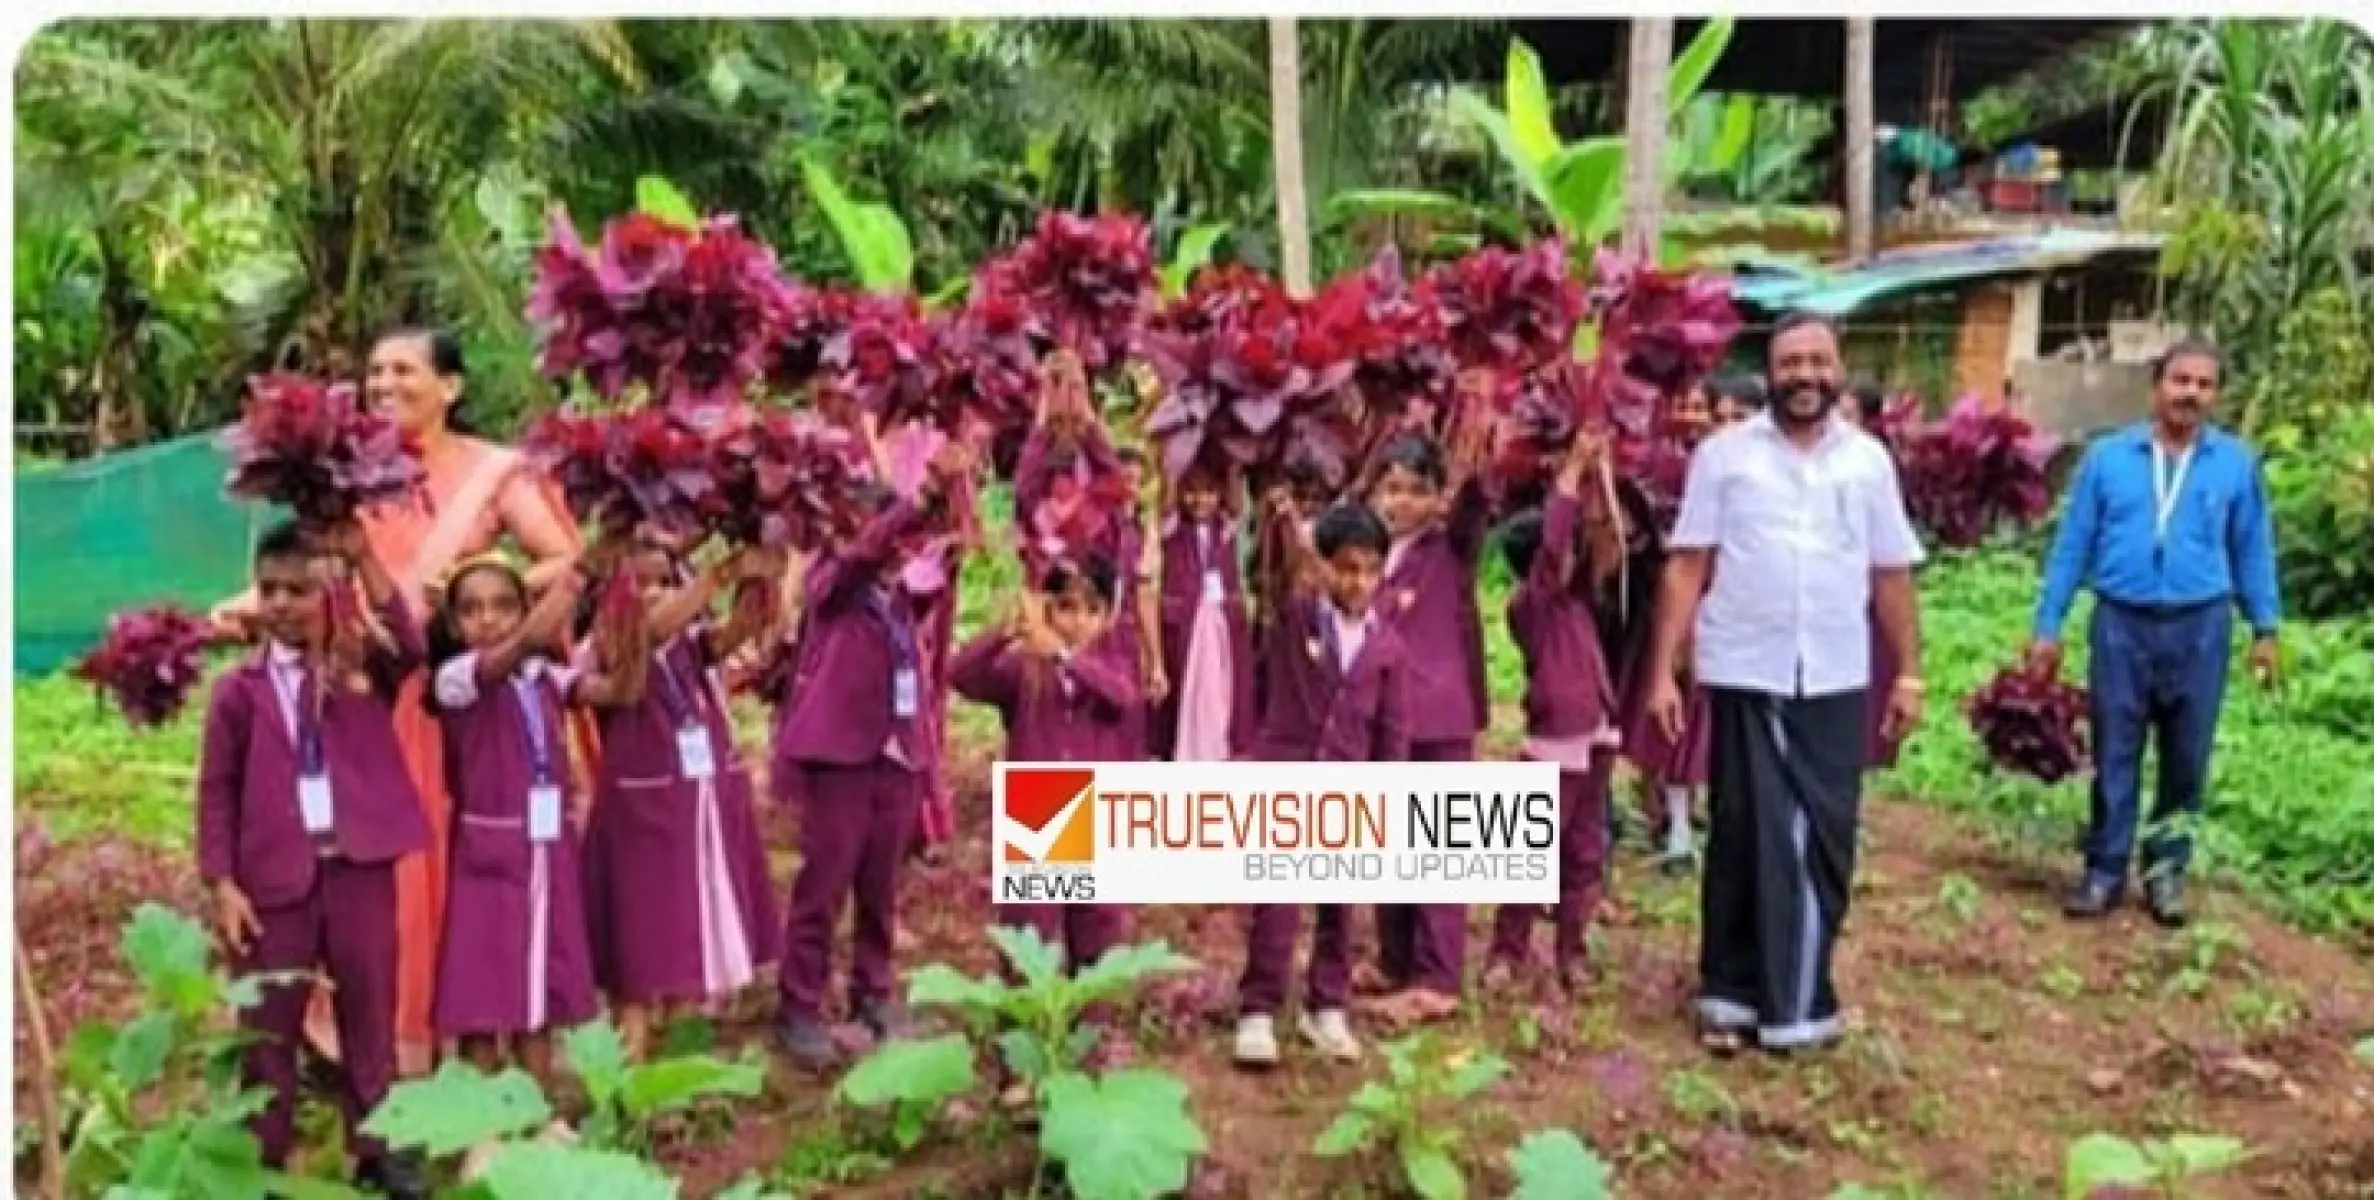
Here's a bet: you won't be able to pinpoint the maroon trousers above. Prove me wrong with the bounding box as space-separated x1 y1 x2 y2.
1376 737 1475 995
1239 904 1352 1016
777 759 922 1022
1487 761 1611 969
239 856 399 1168
995 905 1130 976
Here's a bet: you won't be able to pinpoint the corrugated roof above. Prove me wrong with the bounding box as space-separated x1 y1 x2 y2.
1727 229 2165 316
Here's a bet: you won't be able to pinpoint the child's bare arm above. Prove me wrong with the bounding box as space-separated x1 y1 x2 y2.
480 573 586 684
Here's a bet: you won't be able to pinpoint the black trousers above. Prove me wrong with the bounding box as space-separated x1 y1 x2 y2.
1697 686 1866 1050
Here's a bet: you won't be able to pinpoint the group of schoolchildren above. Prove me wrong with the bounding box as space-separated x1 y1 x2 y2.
196 364 1904 1187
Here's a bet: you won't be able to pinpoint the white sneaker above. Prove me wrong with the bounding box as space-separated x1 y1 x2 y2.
1232 1014 1280 1067
1298 1008 1362 1062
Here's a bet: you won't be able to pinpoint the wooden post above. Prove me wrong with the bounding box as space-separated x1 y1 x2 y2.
1621 19 1674 258
1268 16 1312 296
1845 17 1877 263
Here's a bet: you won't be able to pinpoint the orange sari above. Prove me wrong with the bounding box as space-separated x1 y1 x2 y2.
362 440 591 1074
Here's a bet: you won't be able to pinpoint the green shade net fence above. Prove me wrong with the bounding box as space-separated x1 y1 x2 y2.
14 430 279 677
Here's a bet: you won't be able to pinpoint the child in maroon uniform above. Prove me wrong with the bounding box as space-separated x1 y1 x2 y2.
196 519 429 1198
426 556 610 1083
1233 500 1410 1069
1483 435 1625 991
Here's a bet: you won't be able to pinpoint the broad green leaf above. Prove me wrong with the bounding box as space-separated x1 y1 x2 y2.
1707 95 1758 173
1038 1069 1208 1200
1541 139 1626 246
2062 1133 2154 1200
1507 1129 1614 1199
1667 18 1737 115
704 53 746 107
1343 1080 1399 1116
837 1034 977 1109
994 1028 1052 1083
64 1023 121 1091
1503 40 1562 167
108 1011 176 1093
2356 1035 2374 1065
1325 188 1484 224
475 1142 677 1200
562 1022 630 1109
1066 939 1196 1006
1160 223 1231 298
1399 1140 1465 1200
799 157 913 292
619 1054 764 1119
363 1063 552 1158
1448 89 1551 212
122 904 211 1013
2156 1133 2248 1176
988 924 1068 991
906 962 1011 1014
1444 1051 1510 1098
1310 1111 1374 1157
633 176 699 232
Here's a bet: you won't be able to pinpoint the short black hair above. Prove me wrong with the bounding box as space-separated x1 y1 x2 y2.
1710 373 1768 410
1041 552 1118 606
2153 339 2224 385
1312 502 1390 559
1767 310 1841 365
1499 507 1544 581
254 519 313 568
374 326 473 433
1372 432 1447 490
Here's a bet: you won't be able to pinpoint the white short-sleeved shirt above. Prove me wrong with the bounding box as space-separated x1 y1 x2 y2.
1668 411 1924 698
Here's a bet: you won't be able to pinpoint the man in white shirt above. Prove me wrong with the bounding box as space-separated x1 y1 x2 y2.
1643 312 1926 1056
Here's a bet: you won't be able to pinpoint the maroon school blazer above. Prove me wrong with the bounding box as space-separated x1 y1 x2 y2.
947 624 1141 763
772 496 939 773
1245 593 1411 763
1507 490 1616 740
195 601 432 909
1380 481 1492 746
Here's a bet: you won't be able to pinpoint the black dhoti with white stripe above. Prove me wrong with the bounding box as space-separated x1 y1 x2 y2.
1696 686 1867 1050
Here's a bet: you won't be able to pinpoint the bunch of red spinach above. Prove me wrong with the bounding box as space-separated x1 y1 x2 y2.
1425 239 1588 386
73 605 214 728
982 210 1157 375
1965 662 2091 784
522 406 716 543
1140 264 1358 488
219 373 424 523
702 410 866 553
1897 396 2063 549
529 209 804 414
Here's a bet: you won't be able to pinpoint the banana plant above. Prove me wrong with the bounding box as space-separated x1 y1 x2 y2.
799 156 917 294
1328 19 1736 251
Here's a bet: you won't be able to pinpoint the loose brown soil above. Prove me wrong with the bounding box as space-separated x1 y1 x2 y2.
654 739 2374 1200
19 732 2373 1198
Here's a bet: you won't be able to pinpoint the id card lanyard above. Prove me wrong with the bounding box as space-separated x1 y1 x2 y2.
2152 440 2195 572
653 651 717 781
871 589 921 719
275 662 335 836
514 676 563 843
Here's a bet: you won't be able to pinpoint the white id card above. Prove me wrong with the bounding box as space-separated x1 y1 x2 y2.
528 785 564 843
675 726 717 781
1202 569 1225 604
297 774 335 834
892 668 920 718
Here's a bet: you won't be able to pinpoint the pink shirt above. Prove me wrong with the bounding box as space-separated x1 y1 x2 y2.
1325 603 1371 674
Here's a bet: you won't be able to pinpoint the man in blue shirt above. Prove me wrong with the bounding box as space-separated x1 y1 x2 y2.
2027 341 2281 928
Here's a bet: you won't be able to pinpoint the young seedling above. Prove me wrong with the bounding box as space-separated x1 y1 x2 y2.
835 1034 977 1154
876 928 1209 1200
2060 1131 2249 1198
1311 1032 1510 1200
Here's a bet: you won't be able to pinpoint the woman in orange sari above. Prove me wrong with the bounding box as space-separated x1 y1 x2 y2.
215 328 585 1077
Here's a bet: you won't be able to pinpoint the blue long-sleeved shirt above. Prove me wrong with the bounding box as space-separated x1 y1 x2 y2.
2033 423 2282 639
